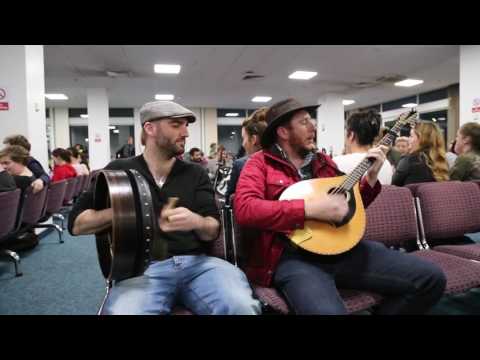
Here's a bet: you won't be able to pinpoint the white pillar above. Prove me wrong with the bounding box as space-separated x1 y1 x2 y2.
316 94 345 157
53 107 70 149
185 107 202 153
460 45 480 125
87 88 110 170
133 107 143 155
0 45 48 169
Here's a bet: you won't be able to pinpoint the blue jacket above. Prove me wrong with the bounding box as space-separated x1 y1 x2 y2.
225 156 249 203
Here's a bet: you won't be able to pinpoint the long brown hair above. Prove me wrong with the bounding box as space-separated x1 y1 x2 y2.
412 121 449 181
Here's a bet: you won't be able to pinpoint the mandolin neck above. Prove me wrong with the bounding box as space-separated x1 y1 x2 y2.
340 119 405 191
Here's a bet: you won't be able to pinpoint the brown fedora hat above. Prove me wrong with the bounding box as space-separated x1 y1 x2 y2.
261 98 320 148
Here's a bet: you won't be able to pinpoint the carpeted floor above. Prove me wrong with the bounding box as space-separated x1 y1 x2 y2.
1 226 479 315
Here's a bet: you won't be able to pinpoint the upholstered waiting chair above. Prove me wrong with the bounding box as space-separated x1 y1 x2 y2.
365 185 480 296
0 189 23 276
409 181 480 266
35 180 67 243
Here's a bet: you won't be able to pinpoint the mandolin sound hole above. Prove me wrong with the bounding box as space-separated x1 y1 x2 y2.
327 187 351 202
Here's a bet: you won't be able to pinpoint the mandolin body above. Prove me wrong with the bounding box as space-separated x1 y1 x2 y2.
279 176 366 255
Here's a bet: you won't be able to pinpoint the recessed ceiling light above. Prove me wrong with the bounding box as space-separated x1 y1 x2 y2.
288 71 318 80
155 94 175 101
226 113 239 117
402 103 418 108
80 114 88 118
252 96 272 103
109 126 116 130
113 129 120 134
45 93 68 100
394 79 424 87
154 64 181 74
85 138 89 142
342 100 356 106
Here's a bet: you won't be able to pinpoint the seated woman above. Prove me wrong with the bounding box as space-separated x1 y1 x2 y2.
0 145 36 191
51 148 77 182
392 121 449 186
68 147 90 176
225 107 268 201
449 122 480 181
333 109 394 185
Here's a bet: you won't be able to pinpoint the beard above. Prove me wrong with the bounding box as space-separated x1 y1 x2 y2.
290 133 316 158
155 137 185 158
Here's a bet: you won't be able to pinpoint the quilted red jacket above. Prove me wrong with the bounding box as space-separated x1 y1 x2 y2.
234 149 381 287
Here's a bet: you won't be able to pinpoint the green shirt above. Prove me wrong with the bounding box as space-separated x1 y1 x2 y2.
449 151 480 181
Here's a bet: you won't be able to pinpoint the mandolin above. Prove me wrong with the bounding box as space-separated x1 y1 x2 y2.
279 109 418 255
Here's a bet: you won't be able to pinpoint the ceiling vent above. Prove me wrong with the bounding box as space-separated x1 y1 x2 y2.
242 70 265 80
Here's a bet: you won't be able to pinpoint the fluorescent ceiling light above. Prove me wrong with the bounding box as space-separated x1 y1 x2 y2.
155 94 175 101
225 113 239 117
113 129 120 134
85 138 89 142
45 93 68 100
288 71 318 80
80 114 88 118
402 103 418 108
252 96 272 103
154 64 181 74
394 79 424 87
342 99 356 106
109 126 116 130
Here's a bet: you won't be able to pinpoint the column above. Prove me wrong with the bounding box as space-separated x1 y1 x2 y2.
133 107 143 155
204 108 218 155
316 94 345 157
460 45 480 126
0 45 48 169
53 107 70 149
87 88 110 170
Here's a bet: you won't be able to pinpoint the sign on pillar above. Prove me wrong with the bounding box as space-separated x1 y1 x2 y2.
473 98 480 122
0 87 9 110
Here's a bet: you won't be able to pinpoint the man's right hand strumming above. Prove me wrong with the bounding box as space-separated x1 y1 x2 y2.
304 194 349 224
72 208 113 235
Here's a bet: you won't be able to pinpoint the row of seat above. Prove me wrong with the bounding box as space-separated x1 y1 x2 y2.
0 173 94 277
194 181 479 314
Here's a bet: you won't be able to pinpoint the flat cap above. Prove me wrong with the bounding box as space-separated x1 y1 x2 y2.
139 100 196 125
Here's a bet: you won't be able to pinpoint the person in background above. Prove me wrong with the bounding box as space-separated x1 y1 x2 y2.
225 107 268 201
445 140 458 169
3 134 49 193
0 145 36 191
116 136 135 159
69 147 90 176
394 136 410 157
392 121 449 186
0 162 16 192
51 148 77 182
449 122 480 181
333 109 393 185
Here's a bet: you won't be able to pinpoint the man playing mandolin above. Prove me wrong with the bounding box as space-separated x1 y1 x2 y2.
234 98 446 314
69 100 260 315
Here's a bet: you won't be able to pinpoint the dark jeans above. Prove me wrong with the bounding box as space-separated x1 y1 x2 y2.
273 241 446 315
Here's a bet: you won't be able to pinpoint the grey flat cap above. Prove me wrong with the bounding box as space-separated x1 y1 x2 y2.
139 100 196 125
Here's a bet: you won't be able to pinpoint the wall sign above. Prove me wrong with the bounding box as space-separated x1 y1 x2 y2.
0 87 8 111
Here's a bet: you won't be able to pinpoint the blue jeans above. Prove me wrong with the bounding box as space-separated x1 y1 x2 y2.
274 241 446 315
101 255 261 315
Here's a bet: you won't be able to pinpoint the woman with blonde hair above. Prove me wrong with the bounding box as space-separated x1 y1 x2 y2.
392 121 449 186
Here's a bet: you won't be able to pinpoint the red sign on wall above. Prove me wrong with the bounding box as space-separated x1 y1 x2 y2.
0 102 9 110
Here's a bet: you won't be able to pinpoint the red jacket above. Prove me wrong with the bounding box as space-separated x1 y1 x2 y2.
52 164 77 182
234 149 381 287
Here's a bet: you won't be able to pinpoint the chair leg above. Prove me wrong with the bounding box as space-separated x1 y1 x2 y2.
53 213 65 230
34 224 64 243
3 249 22 277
